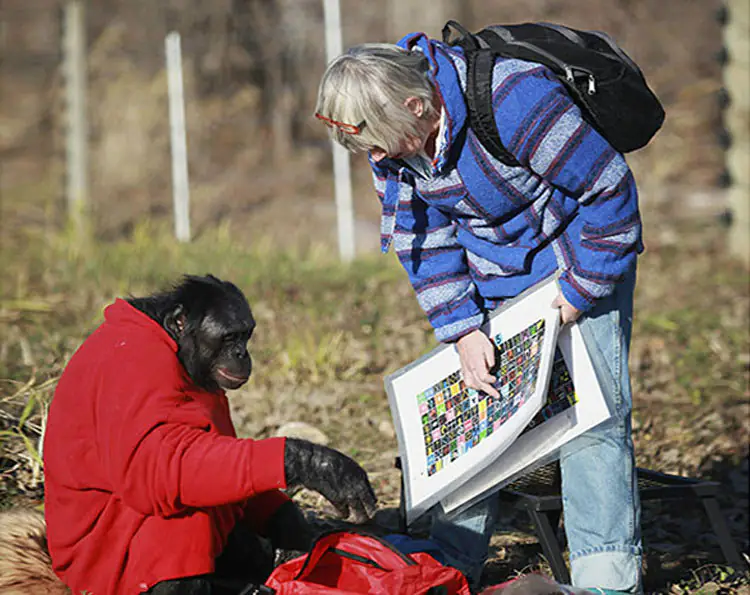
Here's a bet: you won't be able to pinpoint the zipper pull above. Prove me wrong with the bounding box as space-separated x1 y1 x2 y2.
587 75 596 95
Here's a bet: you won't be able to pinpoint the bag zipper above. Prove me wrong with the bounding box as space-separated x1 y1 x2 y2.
291 530 417 580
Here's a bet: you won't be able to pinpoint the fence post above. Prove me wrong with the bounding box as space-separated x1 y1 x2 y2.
720 0 750 266
63 0 89 239
165 31 192 243
322 0 355 263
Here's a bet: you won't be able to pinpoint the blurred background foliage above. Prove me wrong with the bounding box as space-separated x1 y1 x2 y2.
0 1 748 592
0 0 730 248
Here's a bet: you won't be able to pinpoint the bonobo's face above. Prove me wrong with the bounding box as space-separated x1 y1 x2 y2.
169 284 256 393
199 305 255 391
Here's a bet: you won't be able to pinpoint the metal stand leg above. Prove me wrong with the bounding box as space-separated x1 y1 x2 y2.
701 497 745 569
396 457 407 534
528 508 571 584
549 509 563 544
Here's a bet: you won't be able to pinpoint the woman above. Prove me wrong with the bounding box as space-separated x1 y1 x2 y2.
315 32 643 594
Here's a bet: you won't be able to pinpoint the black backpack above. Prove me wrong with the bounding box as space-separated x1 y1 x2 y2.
442 20 666 166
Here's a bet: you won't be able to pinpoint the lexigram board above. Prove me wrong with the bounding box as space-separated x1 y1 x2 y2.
440 322 613 516
386 274 563 523
417 319 546 478
521 346 578 435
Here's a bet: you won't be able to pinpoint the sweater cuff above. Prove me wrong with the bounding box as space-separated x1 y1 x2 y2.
558 270 598 313
250 436 287 493
434 311 486 343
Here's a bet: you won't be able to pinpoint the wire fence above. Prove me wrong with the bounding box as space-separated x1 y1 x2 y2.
0 0 731 254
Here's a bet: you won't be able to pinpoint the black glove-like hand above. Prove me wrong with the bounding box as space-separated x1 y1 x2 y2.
284 438 377 524
265 499 314 552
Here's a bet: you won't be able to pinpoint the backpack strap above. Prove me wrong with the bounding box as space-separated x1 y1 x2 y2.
443 21 520 167
464 48 520 167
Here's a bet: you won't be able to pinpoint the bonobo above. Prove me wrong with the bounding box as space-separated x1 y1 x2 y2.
43 275 377 595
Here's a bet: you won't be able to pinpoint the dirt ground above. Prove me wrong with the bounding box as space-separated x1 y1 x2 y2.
1 1 748 592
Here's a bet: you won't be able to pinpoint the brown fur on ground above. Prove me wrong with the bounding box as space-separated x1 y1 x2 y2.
0 508 70 594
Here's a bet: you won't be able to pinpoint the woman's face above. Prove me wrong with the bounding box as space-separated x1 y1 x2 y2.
369 96 439 163
369 133 427 162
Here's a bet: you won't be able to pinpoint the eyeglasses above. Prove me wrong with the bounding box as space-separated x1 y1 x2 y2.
315 113 367 135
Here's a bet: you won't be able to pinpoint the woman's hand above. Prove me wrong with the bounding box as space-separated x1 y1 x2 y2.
456 329 500 399
552 292 582 325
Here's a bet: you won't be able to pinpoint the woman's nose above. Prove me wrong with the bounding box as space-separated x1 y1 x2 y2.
370 148 387 162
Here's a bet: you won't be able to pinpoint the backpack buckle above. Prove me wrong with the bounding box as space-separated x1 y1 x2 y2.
587 75 597 95
564 66 597 95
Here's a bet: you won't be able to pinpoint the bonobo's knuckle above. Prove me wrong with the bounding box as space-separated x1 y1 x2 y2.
319 458 333 471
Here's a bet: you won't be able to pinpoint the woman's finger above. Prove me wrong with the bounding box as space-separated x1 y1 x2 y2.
477 378 500 399
465 370 480 391
483 339 496 370
478 371 496 384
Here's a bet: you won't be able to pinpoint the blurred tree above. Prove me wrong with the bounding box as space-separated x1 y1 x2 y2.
230 0 324 165
387 0 472 41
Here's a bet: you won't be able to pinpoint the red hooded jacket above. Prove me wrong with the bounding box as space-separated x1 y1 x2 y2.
43 299 289 595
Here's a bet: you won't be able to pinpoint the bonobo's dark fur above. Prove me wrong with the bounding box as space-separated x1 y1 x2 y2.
126 274 377 527
123 274 377 594
284 438 375 524
0 275 378 595
127 274 255 393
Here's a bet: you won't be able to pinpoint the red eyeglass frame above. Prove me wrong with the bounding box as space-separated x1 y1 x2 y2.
315 113 367 135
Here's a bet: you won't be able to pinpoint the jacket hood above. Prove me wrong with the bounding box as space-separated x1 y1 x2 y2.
396 32 468 174
373 34 470 254
104 298 178 353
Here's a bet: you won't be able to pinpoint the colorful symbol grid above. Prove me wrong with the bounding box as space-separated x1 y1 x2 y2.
521 347 578 434
417 319 546 477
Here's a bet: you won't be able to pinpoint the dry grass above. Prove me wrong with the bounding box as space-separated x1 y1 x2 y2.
1 1 745 590
0 194 748 592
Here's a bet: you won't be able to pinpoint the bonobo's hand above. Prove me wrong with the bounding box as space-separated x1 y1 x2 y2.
284 438 377 524
265 499 313 552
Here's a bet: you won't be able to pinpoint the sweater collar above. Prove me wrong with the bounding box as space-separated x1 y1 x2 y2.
103 298 230 398
396 32 468 175
374 34 469 253
104 298 178 353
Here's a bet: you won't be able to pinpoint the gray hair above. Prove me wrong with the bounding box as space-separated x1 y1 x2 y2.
314 43 437 155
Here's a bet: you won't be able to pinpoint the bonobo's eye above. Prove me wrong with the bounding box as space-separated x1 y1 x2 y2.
223 331 250 345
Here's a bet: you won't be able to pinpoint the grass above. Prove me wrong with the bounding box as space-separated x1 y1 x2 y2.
1 204 748 593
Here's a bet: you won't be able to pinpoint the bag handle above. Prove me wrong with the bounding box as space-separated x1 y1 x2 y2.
292 531 416 582
442 20 478 50
589 30 643 75
537 22 586 46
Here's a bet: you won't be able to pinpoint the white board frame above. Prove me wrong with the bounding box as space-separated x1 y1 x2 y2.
385 275 562 524
440 320 613 515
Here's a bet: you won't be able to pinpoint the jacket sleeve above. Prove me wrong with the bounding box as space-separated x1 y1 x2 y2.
372 160 485 343
98 352 287 517
242 490 291 536
491 62 643 311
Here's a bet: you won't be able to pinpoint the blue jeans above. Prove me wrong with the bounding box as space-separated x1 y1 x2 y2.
430 267 643 593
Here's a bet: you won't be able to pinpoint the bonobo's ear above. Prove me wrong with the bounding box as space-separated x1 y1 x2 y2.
164 304 186 340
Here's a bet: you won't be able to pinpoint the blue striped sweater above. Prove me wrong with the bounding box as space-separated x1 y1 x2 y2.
371 33 644 343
